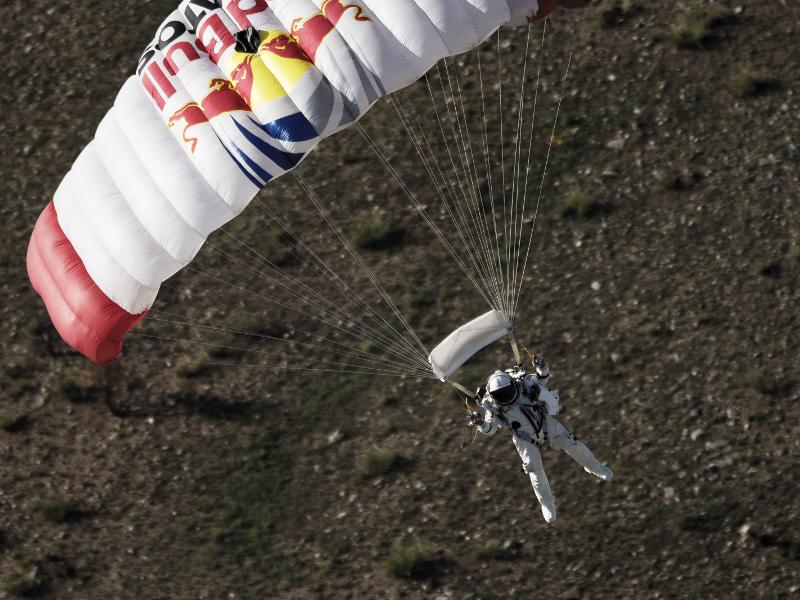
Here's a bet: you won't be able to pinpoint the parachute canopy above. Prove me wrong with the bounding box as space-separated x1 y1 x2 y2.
27 0 587 364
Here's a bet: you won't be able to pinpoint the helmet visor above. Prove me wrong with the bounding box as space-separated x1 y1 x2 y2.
489 383 517 404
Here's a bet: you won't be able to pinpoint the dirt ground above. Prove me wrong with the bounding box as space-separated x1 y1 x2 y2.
1 1 798 598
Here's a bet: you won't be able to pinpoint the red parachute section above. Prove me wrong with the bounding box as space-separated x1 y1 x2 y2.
27 202 146 364
529 0 590 21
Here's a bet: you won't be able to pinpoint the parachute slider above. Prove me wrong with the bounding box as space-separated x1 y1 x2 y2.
429 310 513 382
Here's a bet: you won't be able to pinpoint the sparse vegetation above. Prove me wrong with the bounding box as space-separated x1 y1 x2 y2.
399 285 436 327
659 168 702 192
679 501 745 534
670 6 730 49
26 317 45 336
752 259 782 278
3 566 42 597
167 391 251 419
752 530 800 561
194 435 295 565
8 381 37 401
357 448 404 480
642 322 673 337
302 374 367 429
599 354 622 380
225 311 286 339
176 360 211 379
350 214 405 250
249 227 296 267
4 363 28 379
728 66 781 98
57 376 93 403
386 539 437 579
0 413 29 433
695 306 719 327
469 539 517 561
557 191 606 219
744 370 790 397
205 343 243 360
598 0 635 28
33 499 82 523
226 217 297 268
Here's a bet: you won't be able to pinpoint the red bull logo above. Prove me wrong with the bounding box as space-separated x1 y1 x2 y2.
320 0 369 24
230 56 257 109
168 78 250 152
231 34 310 107
290 0 370 62
262 34 311 62
168 103 208 153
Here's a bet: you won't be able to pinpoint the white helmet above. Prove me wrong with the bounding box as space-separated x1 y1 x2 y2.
486 371 519 405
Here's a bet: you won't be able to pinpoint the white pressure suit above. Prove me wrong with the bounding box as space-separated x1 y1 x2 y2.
476 365 613 523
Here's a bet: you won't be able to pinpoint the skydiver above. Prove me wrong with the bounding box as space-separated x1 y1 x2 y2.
468 354 613 523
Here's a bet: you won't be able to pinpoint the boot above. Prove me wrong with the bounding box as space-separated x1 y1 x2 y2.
584 464 614 481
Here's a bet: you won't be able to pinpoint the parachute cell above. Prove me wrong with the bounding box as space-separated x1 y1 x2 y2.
27 202 147 364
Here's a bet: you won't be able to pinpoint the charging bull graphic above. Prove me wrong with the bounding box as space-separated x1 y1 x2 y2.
291 0 370 61
261 33 311 62
168 78 250 152
230 32 311 108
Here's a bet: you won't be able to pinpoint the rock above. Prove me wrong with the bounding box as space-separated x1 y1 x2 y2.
738 523 752 541
327 429 344 445
606 137 625 150
704 439 729 451
560 585 581 599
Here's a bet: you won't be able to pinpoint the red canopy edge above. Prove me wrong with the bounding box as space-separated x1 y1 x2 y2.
26 201 146 364
528 0 590 22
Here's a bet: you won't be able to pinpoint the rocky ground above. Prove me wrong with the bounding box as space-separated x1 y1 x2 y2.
1 1 798 598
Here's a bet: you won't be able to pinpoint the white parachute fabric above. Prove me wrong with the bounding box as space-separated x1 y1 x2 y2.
428 310 512 381
50 0 540 315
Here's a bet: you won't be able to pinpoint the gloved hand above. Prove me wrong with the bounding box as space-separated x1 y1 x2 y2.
533 354 550 378
468 411 484 427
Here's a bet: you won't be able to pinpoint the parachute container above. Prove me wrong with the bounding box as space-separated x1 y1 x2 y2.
428 310 513 382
